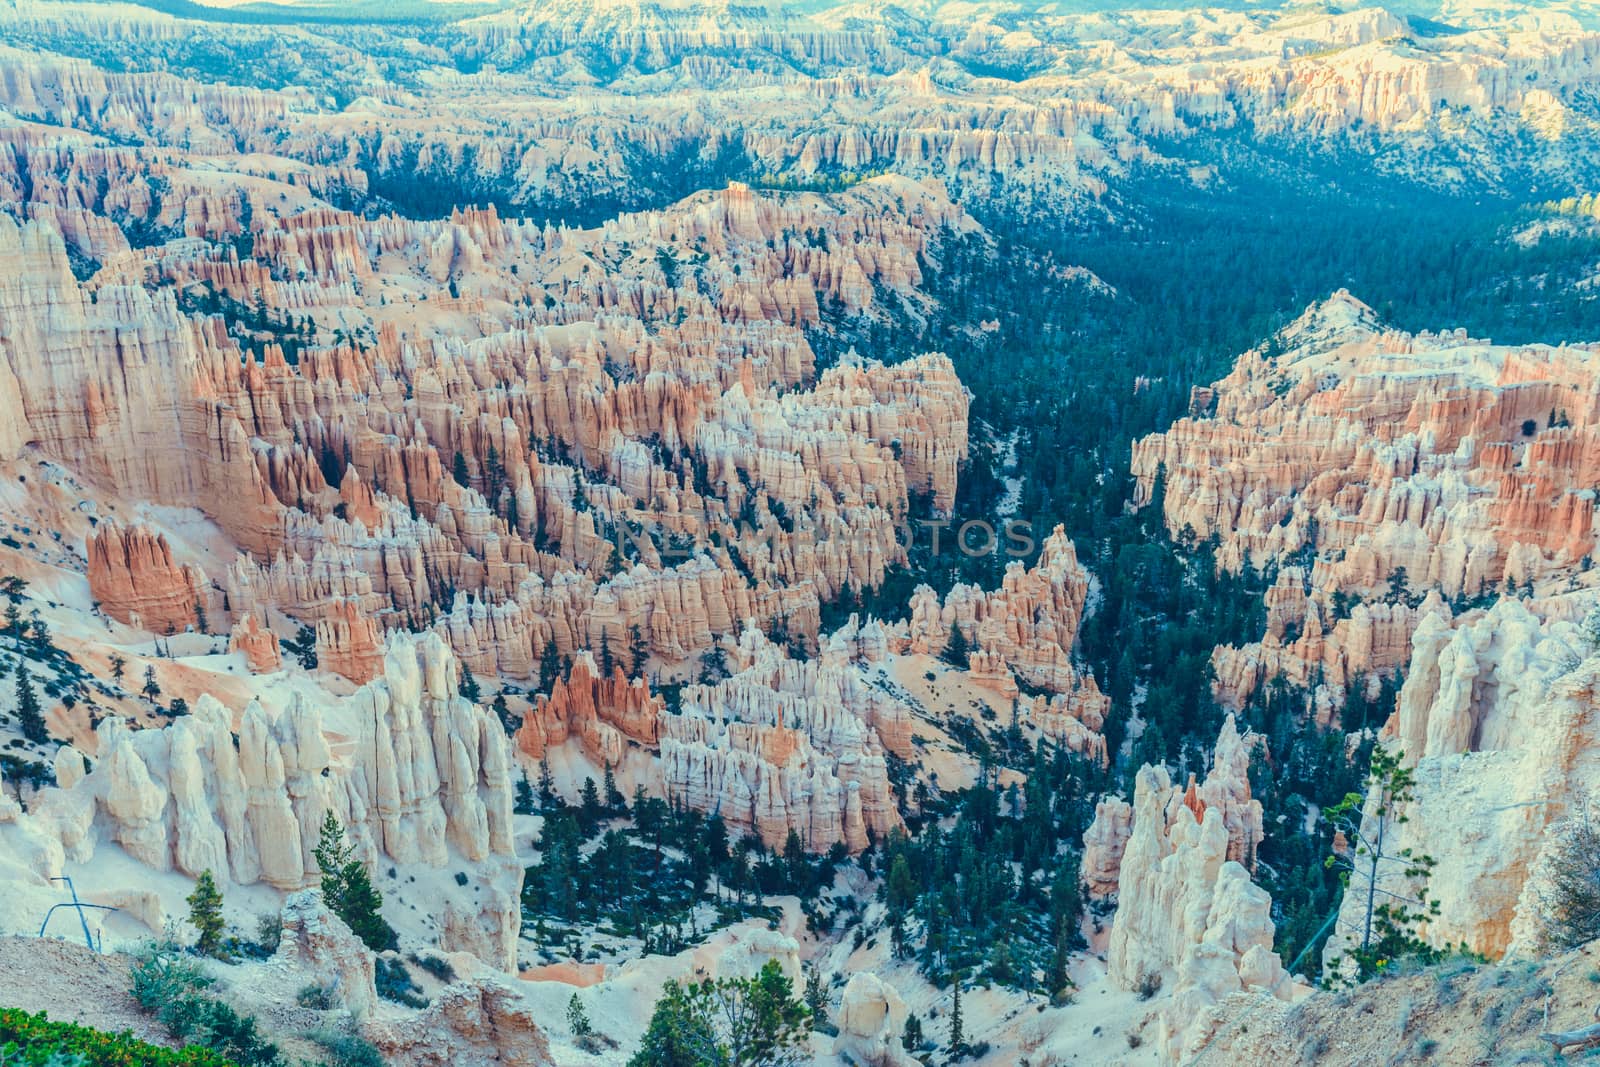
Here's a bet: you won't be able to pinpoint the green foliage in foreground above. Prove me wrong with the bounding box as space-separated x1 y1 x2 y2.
0 1006 237 1067
629 960 812 1067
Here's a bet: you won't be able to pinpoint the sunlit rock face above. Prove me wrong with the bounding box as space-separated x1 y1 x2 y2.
1135 291 1600 712
18 632 522 968
514 651 663 767
1323 597 1600 968
1105 716 1287 1064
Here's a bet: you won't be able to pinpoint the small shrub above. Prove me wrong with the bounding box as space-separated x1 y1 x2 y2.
255 913 282 955
0 1006 235 1066
129 947 210 1011
310 1030 386 1067
375 957 427 1008
1134 972 1162 1001
1126 1031 1144 1049
410 953 456 983
157 996 279 1067
296 983 336 1010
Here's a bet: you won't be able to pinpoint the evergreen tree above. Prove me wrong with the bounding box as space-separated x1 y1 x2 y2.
628 624 649 675
538 638 562 695
1324 747 1441 985
948 971 964 1053
339 862 398 952
141 665 161 701
566 992 593 1039
603 761 625 811
109 653 126 683
15 666 46 745
452 450 470 488
314 808 353 899
537 759 563 811
599 632 615 677
315 811 398 952
186 869 226 957
903 1013 924 1051
579 776 604 833
515 772 536 815
458 664 481 702
627 981 718 1067
942 624 971 669
485 443 504 504
802 963 827 1029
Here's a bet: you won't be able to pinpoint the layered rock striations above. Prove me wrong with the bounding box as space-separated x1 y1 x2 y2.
1135 292 1600 711
657 624 910 853
514 651 663 767
86 520 210 634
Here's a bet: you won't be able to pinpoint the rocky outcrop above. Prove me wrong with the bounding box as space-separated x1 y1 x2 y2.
363 978 553 1067
316 599 385 684
514 652 661 767
658 625 909 853
834 972 918 1067
1106 718 1286 1064
904 524 1092 697
87 520 208 634
24 632 521 969
1324 597 1600 968
275 890 377 1020
1134 292 1600 709
229 610 282 673
1081 795 1132 899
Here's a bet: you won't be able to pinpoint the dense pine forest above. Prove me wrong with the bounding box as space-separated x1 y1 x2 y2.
805 137 1600 980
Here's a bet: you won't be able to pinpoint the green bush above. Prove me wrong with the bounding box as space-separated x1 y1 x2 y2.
374 958 426 1008
308 1031 385 1067
156 997 279 1067
295 984 336 1011
129 949 211 1011
0 1006 237 1066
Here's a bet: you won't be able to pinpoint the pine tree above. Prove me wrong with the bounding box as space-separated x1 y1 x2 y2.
566 992 593 1038
485 443 504 504
15 666 46 744
603 761 625 811
579 776 604 832
537 759 562 811
141 664 161 701
452 450 470 488
458 664 481 702
109 653 126 683
187 869 226 957
538 638 561 695
315 811 398 952
948 971 964 1053
628 624 649 675
515 772 536 815
942 624 971 669
598 632 615 677
339 861 398 952
315 810 354 907
802 963 827 1029
903 1013 924 1051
